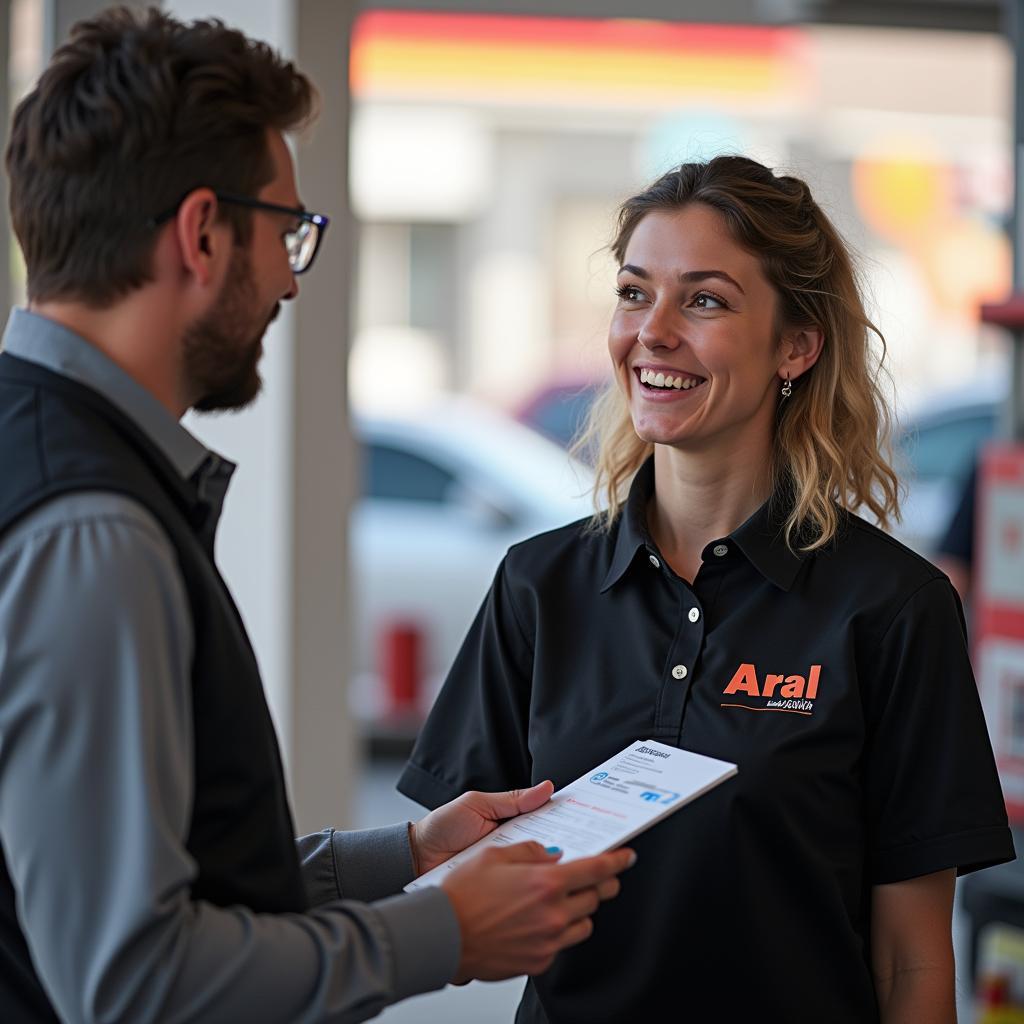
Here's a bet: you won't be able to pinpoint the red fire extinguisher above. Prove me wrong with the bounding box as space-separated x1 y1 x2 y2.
379 620 422 717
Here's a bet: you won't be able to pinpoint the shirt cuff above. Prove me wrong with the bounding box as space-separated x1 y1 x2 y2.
870 825 1017 884
372 886 461 999
332 823 417 902
295 828 342 907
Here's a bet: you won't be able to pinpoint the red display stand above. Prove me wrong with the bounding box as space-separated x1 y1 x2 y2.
976 443 1024 825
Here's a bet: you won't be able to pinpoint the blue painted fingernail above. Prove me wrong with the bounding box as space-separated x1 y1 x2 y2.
545 846 561 854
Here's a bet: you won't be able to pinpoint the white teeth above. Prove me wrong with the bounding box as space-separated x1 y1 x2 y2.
639 368 704 390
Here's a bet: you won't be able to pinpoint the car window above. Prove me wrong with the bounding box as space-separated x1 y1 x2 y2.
901 411 996 484
363 443 456 503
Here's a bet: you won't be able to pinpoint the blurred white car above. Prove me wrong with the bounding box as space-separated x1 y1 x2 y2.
349 399 594 729
893 374 1005 556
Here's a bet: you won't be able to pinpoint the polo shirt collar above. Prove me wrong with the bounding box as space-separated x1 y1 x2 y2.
599 455 807 593
599 458 654 593
730 493 807 592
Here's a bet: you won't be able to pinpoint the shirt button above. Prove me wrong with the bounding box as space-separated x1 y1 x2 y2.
648 554 660 569
712 544 729 557
672 665 688 679
688 607 700 623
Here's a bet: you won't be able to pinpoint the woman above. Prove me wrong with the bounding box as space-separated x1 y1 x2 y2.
398 156 1013 1023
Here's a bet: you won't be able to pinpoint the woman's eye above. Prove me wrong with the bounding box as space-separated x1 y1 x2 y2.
616 285 644 303
692 292 726 310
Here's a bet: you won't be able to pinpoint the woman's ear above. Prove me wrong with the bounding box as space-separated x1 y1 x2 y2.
779 325 824 382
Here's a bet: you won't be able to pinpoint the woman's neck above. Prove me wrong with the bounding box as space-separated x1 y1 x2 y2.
647 437 773 582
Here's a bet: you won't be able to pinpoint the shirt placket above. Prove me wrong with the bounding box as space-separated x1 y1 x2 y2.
645 546 706 745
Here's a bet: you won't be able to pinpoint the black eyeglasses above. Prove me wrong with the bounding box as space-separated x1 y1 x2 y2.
151 192 330 275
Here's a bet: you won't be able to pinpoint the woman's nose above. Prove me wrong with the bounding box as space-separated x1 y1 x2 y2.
636 304 680 350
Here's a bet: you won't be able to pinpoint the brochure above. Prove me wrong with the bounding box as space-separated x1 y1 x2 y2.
406 739 737 891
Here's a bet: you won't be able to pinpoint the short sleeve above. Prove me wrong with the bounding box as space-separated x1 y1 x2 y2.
864 576 1015 884
397 558 534 809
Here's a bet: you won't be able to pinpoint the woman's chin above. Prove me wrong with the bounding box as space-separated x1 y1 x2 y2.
630 414 693 448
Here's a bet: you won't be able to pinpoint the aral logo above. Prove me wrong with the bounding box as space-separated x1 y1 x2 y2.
721 662 821 716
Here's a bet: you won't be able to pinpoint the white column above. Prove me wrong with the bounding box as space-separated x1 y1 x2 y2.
289 0 359 834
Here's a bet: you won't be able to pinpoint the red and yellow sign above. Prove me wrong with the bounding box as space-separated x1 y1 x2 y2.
351 12 807 109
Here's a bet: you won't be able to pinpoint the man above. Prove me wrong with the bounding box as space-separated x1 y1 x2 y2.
0 8 634 1023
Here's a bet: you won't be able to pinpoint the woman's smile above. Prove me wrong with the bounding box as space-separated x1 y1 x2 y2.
632 365 708 402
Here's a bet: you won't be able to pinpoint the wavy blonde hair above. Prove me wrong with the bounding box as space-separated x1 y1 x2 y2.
576 155 900 551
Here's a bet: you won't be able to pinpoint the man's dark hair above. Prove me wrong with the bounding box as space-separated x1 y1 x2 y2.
5 5 315 306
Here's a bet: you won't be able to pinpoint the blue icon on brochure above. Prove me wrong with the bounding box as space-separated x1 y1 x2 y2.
590 772 609 783
640 791 660 802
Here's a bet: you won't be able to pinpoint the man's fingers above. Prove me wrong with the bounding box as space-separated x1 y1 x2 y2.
556 848 637 891
466 780 555 821
512 780 555 814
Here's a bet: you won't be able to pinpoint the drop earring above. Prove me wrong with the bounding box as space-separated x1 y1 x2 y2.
781 373 793 399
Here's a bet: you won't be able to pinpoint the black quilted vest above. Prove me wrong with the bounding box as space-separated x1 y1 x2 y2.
0 352 305 1022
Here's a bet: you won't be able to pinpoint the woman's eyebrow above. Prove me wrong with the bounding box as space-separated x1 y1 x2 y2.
617 264 745 295
617 262 648 278
680 269 745 294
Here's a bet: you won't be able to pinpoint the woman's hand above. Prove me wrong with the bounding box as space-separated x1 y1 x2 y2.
410 781 556 876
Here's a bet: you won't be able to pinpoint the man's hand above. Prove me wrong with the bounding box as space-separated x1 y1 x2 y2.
441 842 636 982
410 781 558 876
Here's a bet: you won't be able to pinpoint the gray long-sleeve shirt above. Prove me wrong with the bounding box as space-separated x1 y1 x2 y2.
0 309 461 1023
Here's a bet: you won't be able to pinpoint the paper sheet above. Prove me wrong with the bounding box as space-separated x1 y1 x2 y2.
406 739 737 891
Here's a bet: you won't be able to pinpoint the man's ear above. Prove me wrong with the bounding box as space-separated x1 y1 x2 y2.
173 188 230 288
779 324 824 383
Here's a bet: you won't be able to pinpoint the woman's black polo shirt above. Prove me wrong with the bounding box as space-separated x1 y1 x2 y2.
398 458 1014 1024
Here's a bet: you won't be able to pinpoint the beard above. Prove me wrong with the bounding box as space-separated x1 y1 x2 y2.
184 249 280 413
